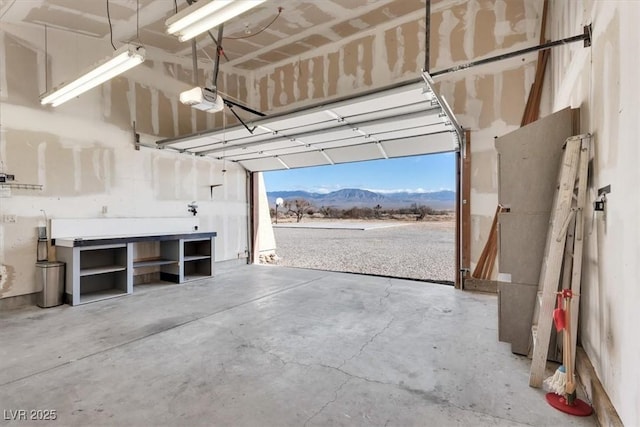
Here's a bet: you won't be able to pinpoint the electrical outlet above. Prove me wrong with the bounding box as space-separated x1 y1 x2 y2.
3 214 17 223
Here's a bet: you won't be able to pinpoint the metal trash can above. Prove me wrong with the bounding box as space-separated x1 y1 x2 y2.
36 261 65 308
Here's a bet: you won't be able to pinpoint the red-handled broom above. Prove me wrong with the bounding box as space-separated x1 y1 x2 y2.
545 289 593 416
543 294 567 394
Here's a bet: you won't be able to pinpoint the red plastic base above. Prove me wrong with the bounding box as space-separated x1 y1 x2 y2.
546 393 593 416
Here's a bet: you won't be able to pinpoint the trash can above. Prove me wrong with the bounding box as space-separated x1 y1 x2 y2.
36 261 65 308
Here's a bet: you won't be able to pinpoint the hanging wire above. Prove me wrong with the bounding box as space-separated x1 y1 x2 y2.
174 0 178 14
106 0 116 50
224 7 283 40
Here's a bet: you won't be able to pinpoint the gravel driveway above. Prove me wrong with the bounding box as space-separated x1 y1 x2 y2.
272 220 455 283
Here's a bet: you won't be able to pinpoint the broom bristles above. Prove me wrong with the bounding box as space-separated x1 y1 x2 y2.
543 365 567 395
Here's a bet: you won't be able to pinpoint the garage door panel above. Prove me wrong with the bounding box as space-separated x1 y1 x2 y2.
359 117 444 135
237 157 286 171
266 112 333 132
279 151 331 168
313 136 369 150
158 74 462 171
381 133 456 157
331 85 430 117
227 144 312 160
345 104 438 124
296 128 354 144
325 144 383 164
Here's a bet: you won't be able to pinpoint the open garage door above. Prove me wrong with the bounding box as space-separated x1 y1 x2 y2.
158 72 466 287
156 73 463 171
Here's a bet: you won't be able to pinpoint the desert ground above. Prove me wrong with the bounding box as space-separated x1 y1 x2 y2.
271 218 455 283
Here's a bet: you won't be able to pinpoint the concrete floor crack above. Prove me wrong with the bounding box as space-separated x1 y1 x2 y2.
378 279 393 306
302 377 351 426
317 363 391 387
340 316 395 369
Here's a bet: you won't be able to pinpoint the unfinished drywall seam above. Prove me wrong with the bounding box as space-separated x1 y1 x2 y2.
150 87 159 135
392 26 406 79
437 9 459 67
463 0 480 60
278 67 287 105
72 146 81 193
306 59 314 100
494 0 508 47
0 31 7 96
371 28 391 84
126 79 136 126
103 148 112 194
464 76 481 129
292 59 301 102
493 72 503 123
356 44 365 87
321 52 329 99
36 142 46 190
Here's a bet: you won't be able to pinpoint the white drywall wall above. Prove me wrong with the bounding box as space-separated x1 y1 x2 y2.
0 25 249 300
549 1 640 424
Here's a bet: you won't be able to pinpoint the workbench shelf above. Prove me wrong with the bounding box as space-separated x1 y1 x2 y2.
55 243 131 306
182 238 213 282
55 232 216 306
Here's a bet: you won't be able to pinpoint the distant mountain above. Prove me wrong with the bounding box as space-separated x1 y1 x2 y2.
267 188 455 210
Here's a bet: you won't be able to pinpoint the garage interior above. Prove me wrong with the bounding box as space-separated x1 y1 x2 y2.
0 1 637 426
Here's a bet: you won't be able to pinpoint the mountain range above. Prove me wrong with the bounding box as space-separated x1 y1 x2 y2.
267 188 455 210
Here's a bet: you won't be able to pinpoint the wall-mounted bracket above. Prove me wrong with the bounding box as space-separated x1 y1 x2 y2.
598 184 611 197
583 24 592 47
0 183 43 190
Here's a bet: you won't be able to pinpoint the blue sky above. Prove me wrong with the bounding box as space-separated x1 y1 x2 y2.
263 152 455 193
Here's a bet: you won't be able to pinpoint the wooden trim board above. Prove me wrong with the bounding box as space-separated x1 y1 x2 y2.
576 347 623 427
463 278 497 294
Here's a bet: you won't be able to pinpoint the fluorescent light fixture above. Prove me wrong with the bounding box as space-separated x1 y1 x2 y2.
180 87 224 112
166 0 266 42
40 44 145 107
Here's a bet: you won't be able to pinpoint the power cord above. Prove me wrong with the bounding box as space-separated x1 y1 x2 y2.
106 0 116 50
225 7 283 40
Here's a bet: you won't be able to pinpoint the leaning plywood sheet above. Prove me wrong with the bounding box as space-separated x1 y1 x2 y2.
495 107 579 214
495 107 579 358
498 281 559 359
498 212 549 284
498 281 537 353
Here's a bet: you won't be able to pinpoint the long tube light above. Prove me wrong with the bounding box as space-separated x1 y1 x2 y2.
40 44 145 107
166 0 266 42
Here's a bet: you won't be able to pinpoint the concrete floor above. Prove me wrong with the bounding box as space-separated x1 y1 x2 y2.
0 265 595 426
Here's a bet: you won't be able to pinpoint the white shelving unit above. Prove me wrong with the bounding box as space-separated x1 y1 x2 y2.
182 238 214 282
55 232 216 306
131 240 181 284
57 243 132 306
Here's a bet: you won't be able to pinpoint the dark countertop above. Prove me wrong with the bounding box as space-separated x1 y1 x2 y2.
54 231 217 248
